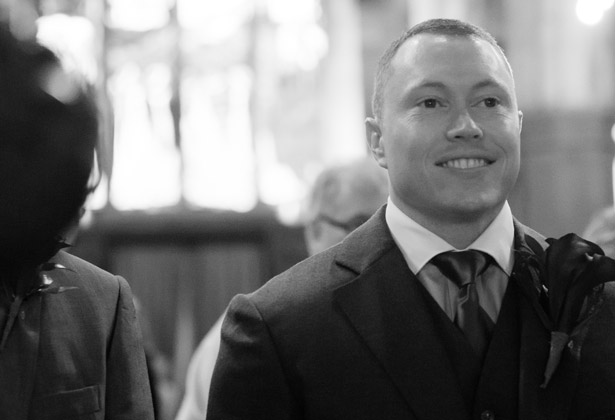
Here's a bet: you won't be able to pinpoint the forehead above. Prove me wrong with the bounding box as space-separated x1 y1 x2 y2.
389 33 514 90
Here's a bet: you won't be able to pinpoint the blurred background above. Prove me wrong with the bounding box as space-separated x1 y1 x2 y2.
2 0 615 418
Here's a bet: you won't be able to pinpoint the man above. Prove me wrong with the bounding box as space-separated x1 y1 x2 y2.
207 19 615 419
175 158 388 420
0 27 154 419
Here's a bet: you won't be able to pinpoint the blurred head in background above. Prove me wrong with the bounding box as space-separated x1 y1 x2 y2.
303 158 389 256
0 26 98 270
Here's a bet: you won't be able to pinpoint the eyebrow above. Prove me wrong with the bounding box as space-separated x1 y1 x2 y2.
472 79 509 91
411 80 448 91
402 78 511 102
411 78 508 92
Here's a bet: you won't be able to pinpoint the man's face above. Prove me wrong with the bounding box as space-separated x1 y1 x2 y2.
367 34 522 227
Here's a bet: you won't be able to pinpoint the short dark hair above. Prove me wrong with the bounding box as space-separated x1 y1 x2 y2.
371 18 511 120
0 26 99 268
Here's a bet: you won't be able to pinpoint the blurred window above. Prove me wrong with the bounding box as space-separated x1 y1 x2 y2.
29 0 341 218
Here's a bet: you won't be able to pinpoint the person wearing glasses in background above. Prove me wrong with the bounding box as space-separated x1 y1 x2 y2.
174 158 388 420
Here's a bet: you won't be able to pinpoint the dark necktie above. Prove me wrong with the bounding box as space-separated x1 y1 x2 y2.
431 250 494 360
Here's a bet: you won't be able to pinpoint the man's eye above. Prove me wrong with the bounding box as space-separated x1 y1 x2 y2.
482 97 500 107
420 99 440 108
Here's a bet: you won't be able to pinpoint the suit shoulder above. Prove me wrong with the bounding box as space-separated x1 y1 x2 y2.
243 243 358 319
51 250 113 276
49 250 128 291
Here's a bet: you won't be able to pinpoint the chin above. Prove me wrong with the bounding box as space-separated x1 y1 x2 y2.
446 199 504 222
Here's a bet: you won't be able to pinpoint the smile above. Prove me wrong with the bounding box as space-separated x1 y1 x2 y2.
438 158 492 169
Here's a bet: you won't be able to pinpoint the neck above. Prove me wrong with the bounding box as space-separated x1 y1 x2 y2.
394 201 502 249
425 221 491 249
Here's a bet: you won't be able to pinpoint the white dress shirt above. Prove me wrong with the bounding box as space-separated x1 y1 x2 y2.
385 198 515 323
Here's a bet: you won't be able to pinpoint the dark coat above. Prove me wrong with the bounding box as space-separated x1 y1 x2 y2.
0 251 154 420
207 206 615 420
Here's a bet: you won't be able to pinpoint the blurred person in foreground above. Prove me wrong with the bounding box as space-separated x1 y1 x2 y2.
174 158 388 420
207 18 615 420
0 27 154 419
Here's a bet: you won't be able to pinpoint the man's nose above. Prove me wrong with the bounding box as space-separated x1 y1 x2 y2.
446 110 483 141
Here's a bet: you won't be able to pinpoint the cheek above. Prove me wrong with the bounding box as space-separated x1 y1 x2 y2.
502 131 521 167
506 151 521 186
485 115 522 140
386 134 429 172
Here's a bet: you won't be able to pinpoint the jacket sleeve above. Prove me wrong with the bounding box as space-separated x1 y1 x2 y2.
105 276 155 420
206 294 299 420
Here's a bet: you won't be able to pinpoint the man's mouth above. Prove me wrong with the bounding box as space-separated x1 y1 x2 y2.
438 158 492 169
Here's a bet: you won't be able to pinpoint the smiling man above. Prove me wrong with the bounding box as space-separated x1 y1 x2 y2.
366 28 521 248
207 19 615 420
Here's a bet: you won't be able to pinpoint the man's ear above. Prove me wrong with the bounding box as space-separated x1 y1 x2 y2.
365 117 387 169
518 110 523 133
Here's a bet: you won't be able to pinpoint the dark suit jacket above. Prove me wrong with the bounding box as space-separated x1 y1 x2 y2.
207 207 615 420
0 251 154 420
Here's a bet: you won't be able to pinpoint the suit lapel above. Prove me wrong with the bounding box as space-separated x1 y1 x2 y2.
516 282 551 420
508 221 550 419
332 208 468 420
511 222 584 420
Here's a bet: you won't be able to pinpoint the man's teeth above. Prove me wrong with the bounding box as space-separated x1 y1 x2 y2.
440 158 489 169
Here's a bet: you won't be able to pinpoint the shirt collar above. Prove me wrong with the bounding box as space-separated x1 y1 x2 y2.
385 198 514 275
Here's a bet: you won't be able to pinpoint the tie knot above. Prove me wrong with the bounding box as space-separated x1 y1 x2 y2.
431 250 489 287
